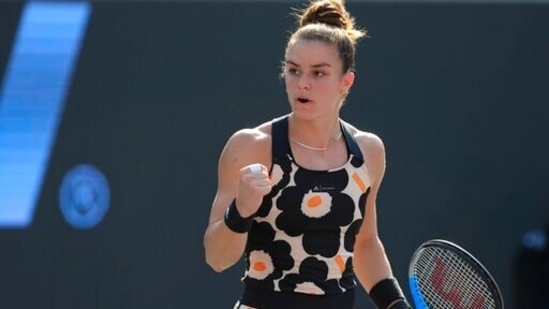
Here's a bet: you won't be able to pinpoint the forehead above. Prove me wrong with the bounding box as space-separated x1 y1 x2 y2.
285 39 341 68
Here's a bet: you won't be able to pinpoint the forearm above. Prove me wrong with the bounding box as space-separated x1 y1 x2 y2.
204 219 248 272
354 237 411 309
354 236 394 291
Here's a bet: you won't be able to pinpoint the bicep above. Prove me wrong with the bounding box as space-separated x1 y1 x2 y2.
355 133 386 242
207 129 271 225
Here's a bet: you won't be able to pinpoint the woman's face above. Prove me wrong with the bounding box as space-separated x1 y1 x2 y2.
284 39 354 120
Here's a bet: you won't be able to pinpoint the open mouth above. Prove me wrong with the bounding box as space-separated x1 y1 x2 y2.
297 97 310 103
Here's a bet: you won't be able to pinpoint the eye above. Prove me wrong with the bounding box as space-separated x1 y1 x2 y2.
313 70 326 77
287 68 300 76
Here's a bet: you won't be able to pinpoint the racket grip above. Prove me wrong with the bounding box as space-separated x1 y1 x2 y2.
369 277 412 309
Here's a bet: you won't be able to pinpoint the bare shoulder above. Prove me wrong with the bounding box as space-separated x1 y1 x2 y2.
341 121 386 185
226 120 272 148
221 119 274 168
341 121 385 157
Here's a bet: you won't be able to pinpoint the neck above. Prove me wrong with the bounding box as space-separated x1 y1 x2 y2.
287 113 342 151
289 132 342 151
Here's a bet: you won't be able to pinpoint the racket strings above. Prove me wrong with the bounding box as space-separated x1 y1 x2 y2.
412 247 497 309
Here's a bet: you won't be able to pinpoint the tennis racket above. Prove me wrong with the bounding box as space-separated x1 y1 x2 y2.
408 239 504 309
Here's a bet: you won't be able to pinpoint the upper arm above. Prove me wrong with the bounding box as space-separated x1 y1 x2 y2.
355 132 386 242
207 127 271 225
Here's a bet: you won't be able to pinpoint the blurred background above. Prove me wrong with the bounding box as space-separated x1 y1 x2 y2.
1 0 548 308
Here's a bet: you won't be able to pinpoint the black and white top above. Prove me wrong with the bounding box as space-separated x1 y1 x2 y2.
242 115 372 296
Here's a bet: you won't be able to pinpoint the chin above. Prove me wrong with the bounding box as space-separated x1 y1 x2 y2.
290 109 317 121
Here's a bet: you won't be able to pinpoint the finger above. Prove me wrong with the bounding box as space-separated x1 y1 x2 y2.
255 178 271 188
257 185 272 196
248 163 262 174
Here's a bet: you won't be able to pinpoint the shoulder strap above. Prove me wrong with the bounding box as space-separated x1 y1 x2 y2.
340 120 364 162
272 116 364 163
271 115 291 161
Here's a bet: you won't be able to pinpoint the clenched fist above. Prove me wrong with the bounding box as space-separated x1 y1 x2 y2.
235 163 272 217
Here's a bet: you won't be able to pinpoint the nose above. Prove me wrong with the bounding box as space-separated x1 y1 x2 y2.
297 75 311 90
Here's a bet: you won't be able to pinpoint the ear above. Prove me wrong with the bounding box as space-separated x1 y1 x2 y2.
341 71 355 93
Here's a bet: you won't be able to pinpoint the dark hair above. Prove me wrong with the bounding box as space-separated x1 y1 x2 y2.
284 0 367 74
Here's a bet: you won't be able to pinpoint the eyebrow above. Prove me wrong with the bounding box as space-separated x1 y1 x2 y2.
285 60 332 69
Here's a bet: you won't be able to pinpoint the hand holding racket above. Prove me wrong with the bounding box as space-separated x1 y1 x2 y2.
408 239 504 309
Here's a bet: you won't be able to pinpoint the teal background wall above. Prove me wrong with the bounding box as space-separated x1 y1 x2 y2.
1 1 548 308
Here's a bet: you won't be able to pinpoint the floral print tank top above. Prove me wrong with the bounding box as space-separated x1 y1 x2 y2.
242 115 372 295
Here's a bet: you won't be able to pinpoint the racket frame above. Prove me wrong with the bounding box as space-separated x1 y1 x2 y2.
408 239 504 309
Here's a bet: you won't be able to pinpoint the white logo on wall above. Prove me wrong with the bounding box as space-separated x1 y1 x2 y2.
59 164 110 229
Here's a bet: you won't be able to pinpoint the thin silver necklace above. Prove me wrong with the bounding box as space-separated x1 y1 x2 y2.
289 132 342 151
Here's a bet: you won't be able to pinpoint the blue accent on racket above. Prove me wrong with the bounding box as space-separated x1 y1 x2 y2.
408 239 504 309
408 276 429 309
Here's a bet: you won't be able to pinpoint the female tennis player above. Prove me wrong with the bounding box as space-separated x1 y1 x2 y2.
203 1 411 308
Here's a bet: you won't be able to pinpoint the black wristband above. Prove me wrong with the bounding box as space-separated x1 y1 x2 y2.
224 199 254 233
369 277 412 309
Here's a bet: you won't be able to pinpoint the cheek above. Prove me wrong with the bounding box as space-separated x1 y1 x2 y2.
284 77 296 91
320 80 341 94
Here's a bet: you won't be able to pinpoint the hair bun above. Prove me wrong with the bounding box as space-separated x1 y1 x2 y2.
298 0 351 30
286 0 367 73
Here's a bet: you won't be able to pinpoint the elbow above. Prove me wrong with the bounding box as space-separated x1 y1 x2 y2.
205 255 227 273
205 247 235 273
208 264 225 273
